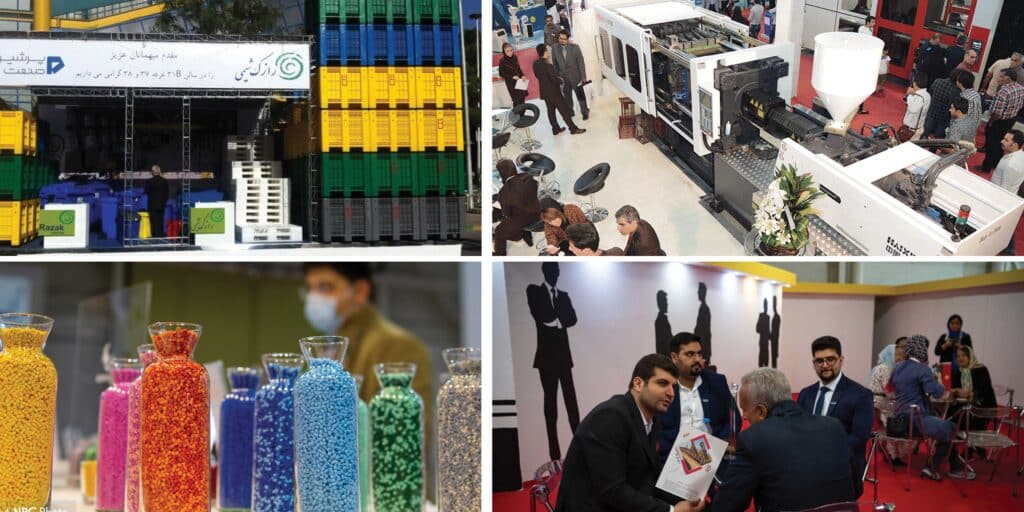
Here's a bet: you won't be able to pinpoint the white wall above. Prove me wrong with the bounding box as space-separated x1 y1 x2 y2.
502 262 783 479
779 293 877 390
873 283 1024 400
493 262 518 429
858 263 992 287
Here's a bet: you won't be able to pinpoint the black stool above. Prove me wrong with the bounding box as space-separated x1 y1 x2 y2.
517 152 560 201
574 163 611 222
510 103 542 151
493 131 511 160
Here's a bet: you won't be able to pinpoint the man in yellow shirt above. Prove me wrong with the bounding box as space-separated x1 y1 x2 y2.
301 262 433 421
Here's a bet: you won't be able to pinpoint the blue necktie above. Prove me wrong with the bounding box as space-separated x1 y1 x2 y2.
814 385 830 416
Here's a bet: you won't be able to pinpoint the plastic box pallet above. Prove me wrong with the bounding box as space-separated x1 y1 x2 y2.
415 67 463 108
320 110 372 152
284 156 313 233
418 110 464 151
372 110 416 152
319 24 363 65
321 153 417 198
366 67 416 108
0 198 40 246
363 24 415 65
238 224 303 243
412 0 459 24
317 67 370 109
414 25 462 66
231 161 282 181
366 0 412 23
0 156 48 200
315 0 361 23
321 197 376 242
0 111 37 156
377 197 420 241
416 152 466 196
234 178 290 226
418 196 464 240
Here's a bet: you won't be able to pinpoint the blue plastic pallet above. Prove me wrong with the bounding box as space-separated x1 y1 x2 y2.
362 24 416 65
319 24 363 65
413 25 461 66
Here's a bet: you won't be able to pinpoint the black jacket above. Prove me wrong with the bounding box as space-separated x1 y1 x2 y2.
144 175 170 212
935 332 973 363
796 375 874 496
710 401 855 512
555 393 670 512
526 282 578 371
533 57 564 102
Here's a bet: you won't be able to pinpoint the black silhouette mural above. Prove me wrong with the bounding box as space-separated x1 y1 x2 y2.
526 262 581 461
694 282 712 364
771 296 782 369
655 290 672 356
757 299 771 367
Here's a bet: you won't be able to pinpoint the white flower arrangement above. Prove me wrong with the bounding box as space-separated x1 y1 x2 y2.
752 164 823 255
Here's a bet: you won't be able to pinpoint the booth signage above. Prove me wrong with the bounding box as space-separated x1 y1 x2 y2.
39 210 75 237
0 40 310 90
190 208 226 235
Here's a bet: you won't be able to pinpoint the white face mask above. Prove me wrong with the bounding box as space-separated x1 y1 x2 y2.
304 293 343 335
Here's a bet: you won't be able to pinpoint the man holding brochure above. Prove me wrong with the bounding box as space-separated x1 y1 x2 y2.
555 354 692 512
674 368 856 512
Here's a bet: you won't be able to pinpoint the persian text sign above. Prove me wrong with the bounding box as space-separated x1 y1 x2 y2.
0 40 310 89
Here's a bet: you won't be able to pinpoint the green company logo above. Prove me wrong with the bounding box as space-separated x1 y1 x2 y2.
210 208 225 223
277 52 304 80
40 210 75 236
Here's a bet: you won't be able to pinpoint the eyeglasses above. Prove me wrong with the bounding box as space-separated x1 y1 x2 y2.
813 356 839 367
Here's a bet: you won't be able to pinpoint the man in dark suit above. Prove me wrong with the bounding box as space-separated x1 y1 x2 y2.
694 283 712 365
566 222 623 256
534 44 586 135
769 296 781 369
555 354 691 512
796 336 874 498
615 205 663 256
756 300 770 367
527 262 581 461
144 164 170 238
552 30 589 119
494 158 541 256
676 368 856 512
657 333 741 469
655 291 672 356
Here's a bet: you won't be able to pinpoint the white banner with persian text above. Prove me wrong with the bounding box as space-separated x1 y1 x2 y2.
0 40 310 90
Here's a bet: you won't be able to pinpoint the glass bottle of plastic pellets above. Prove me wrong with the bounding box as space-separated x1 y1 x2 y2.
371 362 425 512
437 347 482 512
294 336 360 511
252 353 304 512
0 313 58 510
218 366 260 511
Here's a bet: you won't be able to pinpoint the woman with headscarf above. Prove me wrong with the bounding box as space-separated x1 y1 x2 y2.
498 43 528 106
936 313 973 390
494 158 541 256
540 198 590 255
892 335 974 481
871 337 911 465
949 345 997 441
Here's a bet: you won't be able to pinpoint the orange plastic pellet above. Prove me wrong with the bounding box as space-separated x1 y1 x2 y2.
140 326 210 512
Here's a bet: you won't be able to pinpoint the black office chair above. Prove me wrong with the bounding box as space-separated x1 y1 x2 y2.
510 103 542 151
517 152 560 201
574 162 611 222
493 131 511 160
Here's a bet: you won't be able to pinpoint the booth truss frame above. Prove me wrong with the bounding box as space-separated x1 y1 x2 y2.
6 32 317 248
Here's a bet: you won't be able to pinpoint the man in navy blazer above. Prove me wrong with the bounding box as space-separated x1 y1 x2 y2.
657 333 741 466
797 336 874 498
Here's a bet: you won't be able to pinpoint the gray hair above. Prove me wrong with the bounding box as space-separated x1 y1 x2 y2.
1013 52 1023 60
615 204 640 222
740 367 792 410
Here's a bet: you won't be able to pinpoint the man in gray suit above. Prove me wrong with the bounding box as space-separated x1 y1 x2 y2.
544 15 559 48
553 30 590 120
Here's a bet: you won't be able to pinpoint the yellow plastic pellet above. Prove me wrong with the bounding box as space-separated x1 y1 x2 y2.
0 327 58 509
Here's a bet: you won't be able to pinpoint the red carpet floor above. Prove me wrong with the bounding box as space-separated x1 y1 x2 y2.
493 421 1023 511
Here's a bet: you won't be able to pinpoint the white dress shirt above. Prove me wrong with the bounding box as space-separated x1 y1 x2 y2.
678 376 705 429
992 149 1024 195
858 25 872 36
815 372 843 416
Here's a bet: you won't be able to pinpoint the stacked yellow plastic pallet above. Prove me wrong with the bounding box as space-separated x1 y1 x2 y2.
0 110 42 246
